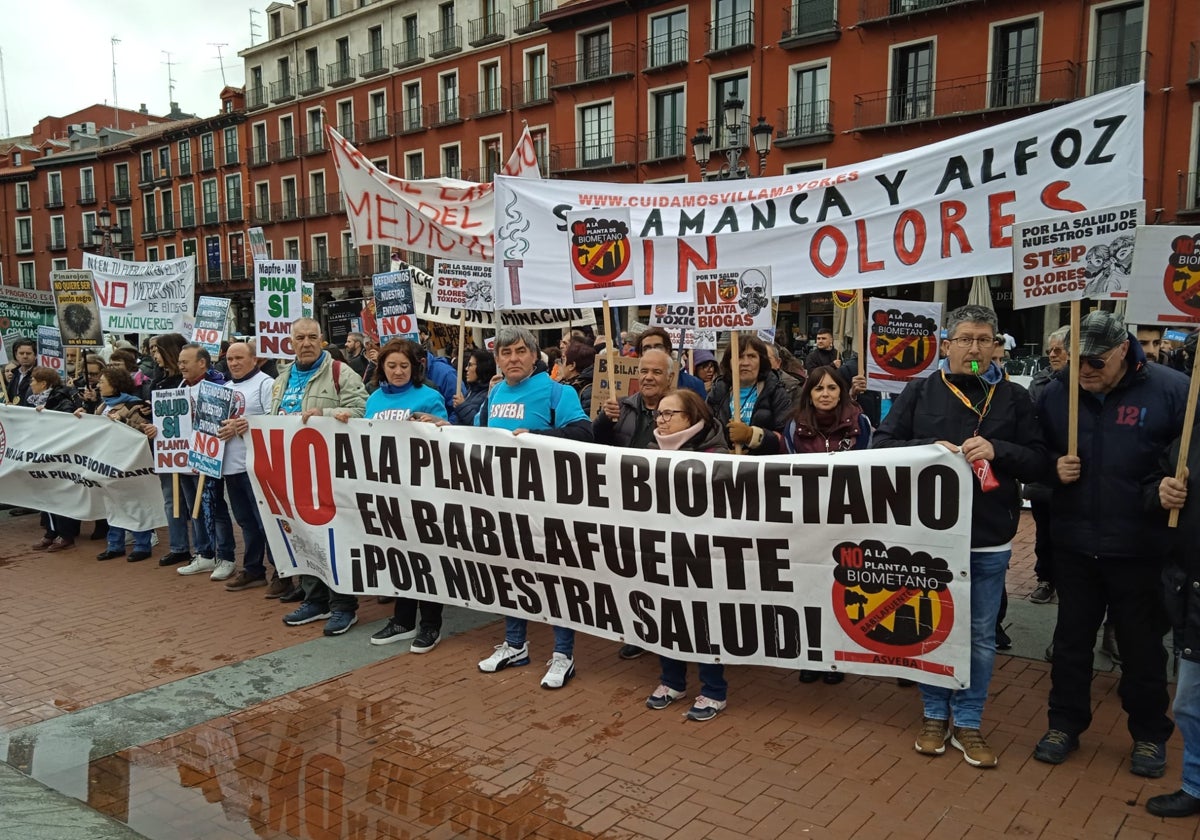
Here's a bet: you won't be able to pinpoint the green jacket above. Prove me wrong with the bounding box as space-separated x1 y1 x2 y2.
270 354 368 417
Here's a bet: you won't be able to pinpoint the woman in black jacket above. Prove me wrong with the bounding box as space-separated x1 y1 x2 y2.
29 367 83 551
706 334 793 453
451 349 495 426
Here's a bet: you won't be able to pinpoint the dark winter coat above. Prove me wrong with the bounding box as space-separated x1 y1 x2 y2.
42 385 82 414
707 372 793 437
453 380 489 426
1157 433 1200 662
594 391 658 449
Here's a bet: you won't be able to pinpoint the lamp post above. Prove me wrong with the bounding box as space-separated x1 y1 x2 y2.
690 97 774 180
89 204 124 257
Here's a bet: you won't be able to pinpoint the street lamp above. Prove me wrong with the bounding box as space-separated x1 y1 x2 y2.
691 97 773 180
89 204 124 256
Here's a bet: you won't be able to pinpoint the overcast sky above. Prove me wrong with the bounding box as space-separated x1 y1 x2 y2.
4 1 259 137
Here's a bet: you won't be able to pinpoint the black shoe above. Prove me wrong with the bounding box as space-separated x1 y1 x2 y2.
280 587 305 603
822 672 845 685
896 678 916 687
410 627 441 654
89 525 109 540
798 670 821 683
1147 790 1200 818
128 551 152 563
1130 741 1167 778
1034 729 1079 764
158 551 191 567
618 644 645 660
96 549 125 561
8 506 36 516
995 624 1012 651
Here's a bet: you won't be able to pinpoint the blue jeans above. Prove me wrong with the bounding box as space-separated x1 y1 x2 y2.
660 657 727 702
919 548 1010 730
177 474 214 558
224 472 269 578
158 474 190 553
107 528 151 553
201 476 234 562
1176 658 1200 798
505 618 574 657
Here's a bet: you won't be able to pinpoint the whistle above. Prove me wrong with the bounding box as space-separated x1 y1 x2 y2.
970 360 980 374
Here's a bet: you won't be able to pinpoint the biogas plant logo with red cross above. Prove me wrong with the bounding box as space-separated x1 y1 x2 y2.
831 539 955 669
0 420 6 468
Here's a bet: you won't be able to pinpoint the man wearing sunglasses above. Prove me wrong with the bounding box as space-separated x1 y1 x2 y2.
1033 311 1190 779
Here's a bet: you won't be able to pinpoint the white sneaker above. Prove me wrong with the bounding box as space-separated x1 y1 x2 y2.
540 653 575 689
210 560 236 581
478 641 530 673
178 555 217 576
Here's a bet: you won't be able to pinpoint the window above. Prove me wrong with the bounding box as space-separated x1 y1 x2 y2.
47 172 63 206
280 115 295 156
165 244 177 259
651 88 685 158
255 182 271 221
481 62 502 112
147 247 159 262
404 82 422 130
18 262 35 289
277 56 292 98
368 25 384 56
1093 2 1143 92
440 73 459 122
204 236 221 280
580 102 614 165
52 258 68 272
140 150 154 182
183 239 197 259
202 179 219 224
334 37 351 81
298 1 309 27
525 49 548 102
50 215 65 249
404 14 419 43
327 0 338 17
16 217 32 252
282 178 298 219
713 74 747 147
440 2 455 29
143 194 157 231
82 212 96 239
226 174 243 221
178 139 192 174
400 14 421 62
581 29 611 79
531 128 549 174
181 184 196 227
891 42 933 122
482 138 501 181
370 92 388 137
713 0 752 50
991 21 1038 107
161 189 174 229
307 108 324 151
15 182 29 211
114 163 129 197
285 238 301 260
310 172 326 213
337 100 354 136
80 168 95 203
406 151 424 179
223 126 239 164
252 123 268 164
201 133 215 168
250 66 264 103
117 208 132 239
648 10 687 67
269 10 282 37
442 144 461 178
372 158 389 174
792 64 830 135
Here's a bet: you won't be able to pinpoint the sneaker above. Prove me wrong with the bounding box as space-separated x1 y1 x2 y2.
410 627 441 654
478 642 530 673
1146 790 1200 818
31 536 55 550
210 560 236 581
1029 581 1055 604
323 611 358 637
951 727 998 768
915 718 950 755
264 575 292 599
45 537 76 553
224 571 267 591
1130 740 1167 778
646 684 685 710
177 555 216 576
686 695 726 721
283 602 332 626
1034 729 1079 764
158 551 191 567
370 619 417 646
1102 624 1121 664
540 653 575 689
618 644 645 660
995 624 1012 651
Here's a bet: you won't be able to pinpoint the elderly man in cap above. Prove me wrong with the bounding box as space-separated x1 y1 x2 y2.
1033 311 1190 777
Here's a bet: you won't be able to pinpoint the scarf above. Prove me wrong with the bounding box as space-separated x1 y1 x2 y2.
654 420 704 451
103 393 143 408
733 384 759 424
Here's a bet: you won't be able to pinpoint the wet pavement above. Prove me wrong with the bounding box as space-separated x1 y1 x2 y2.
0 509 1195 839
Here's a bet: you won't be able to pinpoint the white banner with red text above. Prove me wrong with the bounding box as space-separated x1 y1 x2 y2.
249 418 974 686
492 83 1143 308
0 405 165 531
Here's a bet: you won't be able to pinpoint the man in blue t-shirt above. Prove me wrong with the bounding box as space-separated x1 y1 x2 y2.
475 325 592 689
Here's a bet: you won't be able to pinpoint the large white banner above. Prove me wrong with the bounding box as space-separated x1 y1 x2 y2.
493 84 1144 308
248 418 974 685
1125 226 1200 325
81 252 196 333
409 265 596 330
0 406 165 530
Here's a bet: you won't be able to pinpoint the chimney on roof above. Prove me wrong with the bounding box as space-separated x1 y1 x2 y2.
139 103 148 114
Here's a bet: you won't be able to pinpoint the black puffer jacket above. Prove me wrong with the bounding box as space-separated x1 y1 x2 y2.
42 385 82 414
1155 433 1200 661
707 371 793 451
453 381 488 426
873 363 1048 548
594 391 655 448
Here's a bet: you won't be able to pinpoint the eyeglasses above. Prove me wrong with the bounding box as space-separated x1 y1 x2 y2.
948 336 996 348
652 409 685 420
1080 345 1122 370
1047 346 1066 355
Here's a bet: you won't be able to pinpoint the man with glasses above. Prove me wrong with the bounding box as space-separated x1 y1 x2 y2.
1033 311 1189 778
873 304 1048 769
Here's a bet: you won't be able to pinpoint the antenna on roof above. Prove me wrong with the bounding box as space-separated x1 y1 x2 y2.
249 9 262 47
209 43 229 87
0 47 10 137
162 51 176 111
111 36 121 130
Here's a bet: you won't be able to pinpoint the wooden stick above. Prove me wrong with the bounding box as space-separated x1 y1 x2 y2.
855 290 866 389
602 299 616 403
173 473 181 519
456 311 466 397
192 475 206 520
1067 300 1080 457
1169 344 1200 527
730 331 743 455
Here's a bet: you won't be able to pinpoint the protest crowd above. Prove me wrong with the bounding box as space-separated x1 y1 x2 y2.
7 303 1200 822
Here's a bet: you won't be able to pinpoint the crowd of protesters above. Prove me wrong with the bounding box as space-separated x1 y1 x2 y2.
8 306 1200 818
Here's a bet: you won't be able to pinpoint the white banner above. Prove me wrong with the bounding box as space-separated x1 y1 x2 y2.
1011 202 1143 309
254 260 302 360
248 419 974 685
1125 226 1200 326
865 298 943 394
81 252 195 333
0 405 165 530
409 265 595 330
493 84 1144 308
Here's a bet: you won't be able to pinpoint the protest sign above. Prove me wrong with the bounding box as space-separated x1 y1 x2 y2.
254 259 302 360
865 299 943 394
81 252 195 333
566 209 637 304
189 382 234 478
589 355 640 418
410 265 594 330
648 303 699 350
249 419 974 684
1126 226 1200 325
373 270 418 344
694 267 774 332
1012 202 1143 309
192 296 231 355
326 299 362 346
0 286 58 339
494 84 1144 308
36 326 64 373
0 405 165 530
50 270 103 348
432 260 495 311
247 227 269 262
301 282 315 319
151 387 193 473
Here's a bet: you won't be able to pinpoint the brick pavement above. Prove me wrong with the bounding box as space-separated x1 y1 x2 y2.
2 509 1198 838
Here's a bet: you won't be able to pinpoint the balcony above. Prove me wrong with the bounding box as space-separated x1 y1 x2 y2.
1081 52 1145 95
306 193 342 217
337 123 356 143
225 203 244 223
550 135 637 173
328 58 357 87
140 218 158 238
470 88 507 118
154 162 173 184
513 0 552 34
277 200 301 222
300 131 325 155
246 85 268 110
358 115 391 141
1178 172 1200 215
774 99 834 147
360 49 389 78
462 165 501 183
706 13 755 56
179 157 193 176
270 77 296 103
1190 41 1200 86
270 138 298 162
47 233 68 252
551 45 636 90
468 13 505 46
852 62 1076 131
397 107 424 134
297 67 325 96
303 259 334 282
111 180 132 204
200 152 216 172
428 26 462 58
252 204 272 224
249 144 271 167
644 33 688 71
202 207 220 226
180 209 197 229
76 186 97 206
44 189 65 209
858 0 983 24
137 166 155 188
157 209 175 234
222 146 239 168
696 117 753 154
430 97 463 127
393 37 425 68
780 0 839 48
641 127 688 162
515 77 551 108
